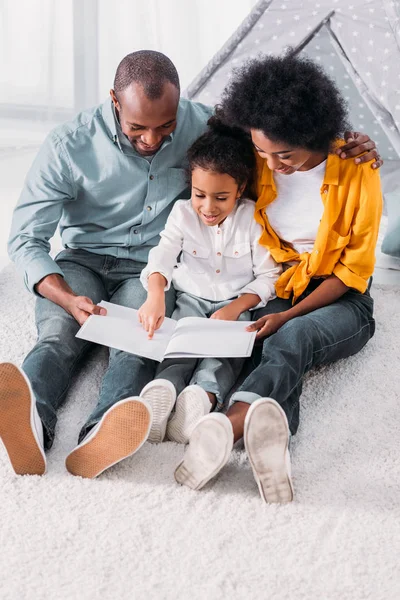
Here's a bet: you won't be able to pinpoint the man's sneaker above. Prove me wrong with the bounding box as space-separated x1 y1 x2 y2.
174 413 233 490
0 363 46 476
139 379 176 443
167 385 212 444
65 397 152 478
244 398 293 504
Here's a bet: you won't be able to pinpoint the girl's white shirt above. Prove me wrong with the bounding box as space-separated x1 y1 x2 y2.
140 198 281 308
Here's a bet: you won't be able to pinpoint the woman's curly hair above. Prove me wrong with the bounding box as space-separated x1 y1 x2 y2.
187 109 256 195
220 52 350 154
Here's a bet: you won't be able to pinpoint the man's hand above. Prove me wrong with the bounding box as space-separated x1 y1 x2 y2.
336 131 383 169
246 312 288 340
138 295 166 339
64 295 107 326
35 273 106 326
210 303 243 321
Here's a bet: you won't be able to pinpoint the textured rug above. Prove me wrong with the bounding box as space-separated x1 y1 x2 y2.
0 264 399 600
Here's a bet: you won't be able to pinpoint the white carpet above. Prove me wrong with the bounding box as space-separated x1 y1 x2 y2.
0 265 399 600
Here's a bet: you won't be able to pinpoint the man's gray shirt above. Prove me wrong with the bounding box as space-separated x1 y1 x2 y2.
8 97 212 293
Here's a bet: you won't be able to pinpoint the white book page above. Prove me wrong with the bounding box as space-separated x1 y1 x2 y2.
76 301 177 362
164 317 256 359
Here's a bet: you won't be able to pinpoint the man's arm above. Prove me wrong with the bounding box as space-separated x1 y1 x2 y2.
8 131 74 293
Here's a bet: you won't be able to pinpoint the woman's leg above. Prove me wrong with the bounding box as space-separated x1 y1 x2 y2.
228 288 375 440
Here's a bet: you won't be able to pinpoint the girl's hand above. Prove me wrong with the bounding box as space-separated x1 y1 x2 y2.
211 303 242 322
138 295 166 339
246 312 289 340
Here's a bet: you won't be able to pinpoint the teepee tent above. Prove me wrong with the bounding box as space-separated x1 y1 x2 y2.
185 0 400 164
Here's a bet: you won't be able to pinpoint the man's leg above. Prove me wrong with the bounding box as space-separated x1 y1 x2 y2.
0 250 107 476
78 271 176 442
22 251 107 449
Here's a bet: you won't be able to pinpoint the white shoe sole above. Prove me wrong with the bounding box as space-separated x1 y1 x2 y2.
244 398 293 504
167 385 211 444
140 379 176 443
65 397 152 478
174 413 233 490
0 363 46 476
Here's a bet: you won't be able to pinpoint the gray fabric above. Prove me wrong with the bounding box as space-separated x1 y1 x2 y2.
381 191 400 257
184 0 400 163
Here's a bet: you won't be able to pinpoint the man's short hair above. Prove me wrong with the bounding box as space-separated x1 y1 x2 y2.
114 50 180 100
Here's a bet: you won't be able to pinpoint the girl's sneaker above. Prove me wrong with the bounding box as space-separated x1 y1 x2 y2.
244 397 293 504
174 413 233 490
167 384 212 444
139 379 176 443
65 397 152 478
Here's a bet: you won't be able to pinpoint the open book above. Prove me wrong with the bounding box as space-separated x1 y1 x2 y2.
76 301 256 362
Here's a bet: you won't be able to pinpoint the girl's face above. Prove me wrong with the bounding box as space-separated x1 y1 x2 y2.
251 129 327 175
191 167 244 227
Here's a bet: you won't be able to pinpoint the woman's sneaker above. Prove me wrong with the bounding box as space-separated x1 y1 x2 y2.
0 363 46 476
174 413 233 490
139 379 176 443
244 398 293 504
65 397 152 478
167 385 212 444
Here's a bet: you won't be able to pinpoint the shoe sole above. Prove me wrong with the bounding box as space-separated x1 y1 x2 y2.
167 386 211 444
0 363 46 476
140 380 176 444
65 399 151 478
174 415 233 490
244 400 293 504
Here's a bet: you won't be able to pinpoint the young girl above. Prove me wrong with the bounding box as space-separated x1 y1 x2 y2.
137 116 281 444
174 54 382 503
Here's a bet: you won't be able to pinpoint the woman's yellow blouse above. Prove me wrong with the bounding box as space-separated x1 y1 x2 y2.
254 149 383 302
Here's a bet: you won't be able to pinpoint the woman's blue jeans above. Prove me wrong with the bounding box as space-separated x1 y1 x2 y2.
230 281 375 435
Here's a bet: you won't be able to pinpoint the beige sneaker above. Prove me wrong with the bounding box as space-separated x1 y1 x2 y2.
0 363 46 476
244 398 293 504
65 397 152 478
174 413 233 490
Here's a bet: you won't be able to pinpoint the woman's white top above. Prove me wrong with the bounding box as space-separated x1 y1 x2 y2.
266 160 326 254
140 198 281 307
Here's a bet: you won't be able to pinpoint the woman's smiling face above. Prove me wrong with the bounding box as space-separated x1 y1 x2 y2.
251 129 326 174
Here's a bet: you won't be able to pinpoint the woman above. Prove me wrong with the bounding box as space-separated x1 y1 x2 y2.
174 53 382 503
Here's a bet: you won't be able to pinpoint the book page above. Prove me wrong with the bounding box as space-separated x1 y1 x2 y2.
164 317 256 359
76 301 177 362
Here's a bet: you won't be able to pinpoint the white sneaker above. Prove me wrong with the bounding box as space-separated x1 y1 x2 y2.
140 379 176 443
0 363 46 476
65 397 152 478
244 398 293 504
174 413 233 490
167 385 212 444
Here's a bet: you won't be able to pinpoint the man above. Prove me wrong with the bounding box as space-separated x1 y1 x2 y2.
0 50 382 479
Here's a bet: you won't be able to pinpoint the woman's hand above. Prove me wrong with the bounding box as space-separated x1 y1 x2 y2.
246 312 289 340
138 294 166 339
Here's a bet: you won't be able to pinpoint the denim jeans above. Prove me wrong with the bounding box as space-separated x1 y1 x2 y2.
22 249 176 449
230 280 375 435
155 291 251 408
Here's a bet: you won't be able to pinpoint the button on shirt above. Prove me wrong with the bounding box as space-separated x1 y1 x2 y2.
8 97 212 293
140 199 281 306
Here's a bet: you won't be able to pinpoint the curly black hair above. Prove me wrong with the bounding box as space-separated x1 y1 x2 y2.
221 53 349 154
187 110 256 194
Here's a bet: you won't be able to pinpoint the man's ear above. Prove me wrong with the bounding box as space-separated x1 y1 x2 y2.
110 89 120 111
